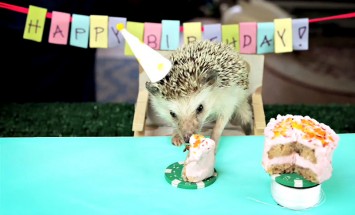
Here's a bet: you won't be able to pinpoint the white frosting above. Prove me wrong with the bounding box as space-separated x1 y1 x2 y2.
262 114 339 183
183 134 216 183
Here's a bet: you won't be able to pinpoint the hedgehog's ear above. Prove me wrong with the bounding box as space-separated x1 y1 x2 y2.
146 82 161 96
201 71 218 87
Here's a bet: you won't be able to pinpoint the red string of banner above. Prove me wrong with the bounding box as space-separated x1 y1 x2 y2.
309 12 355 23
1 1 355 31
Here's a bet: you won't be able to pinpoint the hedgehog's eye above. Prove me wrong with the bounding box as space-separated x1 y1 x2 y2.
196 104 203 114
170 111 177 118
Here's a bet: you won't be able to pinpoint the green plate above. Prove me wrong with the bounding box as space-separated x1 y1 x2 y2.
274 173 319 188
164 161 217 189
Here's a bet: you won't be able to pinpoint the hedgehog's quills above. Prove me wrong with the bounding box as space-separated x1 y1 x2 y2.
146 40 253 152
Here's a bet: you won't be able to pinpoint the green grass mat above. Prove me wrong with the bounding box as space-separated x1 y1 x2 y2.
0 103 354 137
0 103 135 137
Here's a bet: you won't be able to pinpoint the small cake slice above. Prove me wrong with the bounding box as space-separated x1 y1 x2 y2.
182 134 216 183
262 114 339 184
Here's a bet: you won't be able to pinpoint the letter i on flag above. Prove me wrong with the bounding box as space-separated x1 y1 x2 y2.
116 23 172 83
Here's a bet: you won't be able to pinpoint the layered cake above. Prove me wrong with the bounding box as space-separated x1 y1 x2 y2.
262 114 339 184
182 134 216 183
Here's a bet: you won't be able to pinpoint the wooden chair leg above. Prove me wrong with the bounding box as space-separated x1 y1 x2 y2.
132 90 149 136
252 87 266 136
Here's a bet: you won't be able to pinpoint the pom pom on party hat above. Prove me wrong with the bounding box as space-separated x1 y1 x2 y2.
116 23 172 83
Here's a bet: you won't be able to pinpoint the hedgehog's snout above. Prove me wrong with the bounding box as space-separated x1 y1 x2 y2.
184 134 192 143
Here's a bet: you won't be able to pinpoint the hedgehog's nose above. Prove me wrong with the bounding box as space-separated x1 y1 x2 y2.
184 134 192 143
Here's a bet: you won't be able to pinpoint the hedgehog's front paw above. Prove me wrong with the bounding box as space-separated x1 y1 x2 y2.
172 133 184 146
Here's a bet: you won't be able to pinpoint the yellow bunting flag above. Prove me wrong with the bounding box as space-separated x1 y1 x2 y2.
90 15 109 48
117 23 172 83
183 22 202 45
23 5 47 42
274 18 293 53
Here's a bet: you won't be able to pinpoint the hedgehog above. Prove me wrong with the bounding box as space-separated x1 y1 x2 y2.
146 40 253 153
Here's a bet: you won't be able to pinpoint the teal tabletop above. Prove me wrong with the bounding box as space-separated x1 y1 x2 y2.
1 134 354 215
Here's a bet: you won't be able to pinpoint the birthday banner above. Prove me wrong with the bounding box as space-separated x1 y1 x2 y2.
2 3 355 56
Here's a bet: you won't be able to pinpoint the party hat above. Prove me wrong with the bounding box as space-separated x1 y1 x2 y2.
116 23 172 83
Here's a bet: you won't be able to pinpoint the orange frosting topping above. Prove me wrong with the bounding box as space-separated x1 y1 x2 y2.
192 134 204 148
272 117 332 147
